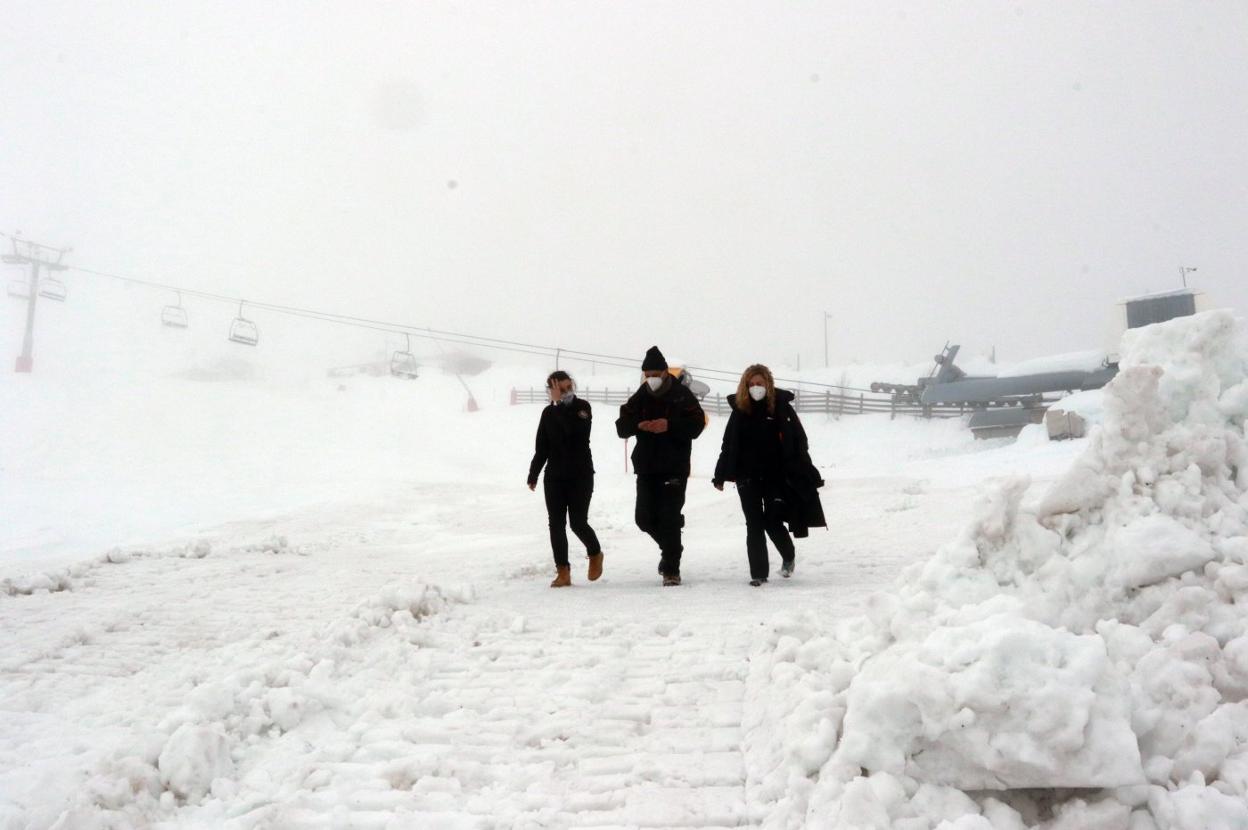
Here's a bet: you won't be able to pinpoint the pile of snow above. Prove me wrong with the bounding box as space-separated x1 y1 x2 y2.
1046 387 1108 427
744 310 1248 829
2 578 472 827
158 723 234 801
336 580 475 643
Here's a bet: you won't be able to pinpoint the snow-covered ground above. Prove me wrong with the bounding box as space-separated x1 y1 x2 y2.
3 283 1245 828
0 377 1065 828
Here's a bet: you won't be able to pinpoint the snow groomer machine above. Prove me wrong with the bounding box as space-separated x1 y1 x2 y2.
922 344 1115 439
874 288 1206 439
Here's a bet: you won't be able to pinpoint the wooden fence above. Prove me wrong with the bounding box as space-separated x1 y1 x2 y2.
511 386 983 419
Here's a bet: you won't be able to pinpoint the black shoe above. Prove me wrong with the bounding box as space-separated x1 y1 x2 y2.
662 574 681 587
749 578 766 587
781 559 794 578
658 561 664 575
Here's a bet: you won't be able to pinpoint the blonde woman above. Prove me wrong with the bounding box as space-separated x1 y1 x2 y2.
712 365 826 585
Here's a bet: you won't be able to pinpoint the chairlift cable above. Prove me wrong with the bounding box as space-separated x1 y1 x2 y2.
60 261 872 391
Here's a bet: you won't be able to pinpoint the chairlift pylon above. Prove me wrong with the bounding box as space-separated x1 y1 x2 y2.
38 277 67 302
390 333 419 379
161 291 189 328
228 300 259 346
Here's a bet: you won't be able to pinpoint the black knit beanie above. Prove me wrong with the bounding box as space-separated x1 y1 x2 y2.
641 346 668 372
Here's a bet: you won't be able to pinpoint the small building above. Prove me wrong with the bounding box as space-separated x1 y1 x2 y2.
1119 288 1206 330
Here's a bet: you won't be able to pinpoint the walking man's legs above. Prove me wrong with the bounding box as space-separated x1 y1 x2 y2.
655 476 687 577
635 475 659 540
636 475 687 578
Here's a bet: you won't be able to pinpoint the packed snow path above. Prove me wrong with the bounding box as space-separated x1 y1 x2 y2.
403 619 755 828
1 455 1064 828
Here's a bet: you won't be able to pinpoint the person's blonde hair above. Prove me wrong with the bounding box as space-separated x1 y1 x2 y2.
735 364 776 414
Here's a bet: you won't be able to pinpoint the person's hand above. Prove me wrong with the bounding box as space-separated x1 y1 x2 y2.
528 481 537 491
649 418 669 434
713 480 724 491
637 419 654 433
547 381 561 403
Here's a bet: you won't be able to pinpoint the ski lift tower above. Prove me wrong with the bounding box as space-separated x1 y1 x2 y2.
3 234 71 373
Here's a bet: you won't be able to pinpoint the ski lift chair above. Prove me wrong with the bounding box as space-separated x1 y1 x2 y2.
38 278 67 302
161 292 189 328
228 301 259 346
390 334 419 379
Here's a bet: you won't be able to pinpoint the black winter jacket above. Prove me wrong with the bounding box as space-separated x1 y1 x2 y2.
615 378 706 477
528 397 596 485
713 388 827 537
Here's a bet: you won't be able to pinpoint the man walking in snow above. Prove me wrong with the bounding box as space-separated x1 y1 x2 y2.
616 346 706 586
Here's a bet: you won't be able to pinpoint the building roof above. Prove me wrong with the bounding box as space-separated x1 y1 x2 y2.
1119 287 1199 304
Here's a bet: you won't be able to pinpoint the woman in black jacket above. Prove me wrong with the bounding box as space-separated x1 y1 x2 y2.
712 364 826 586
528 371 603 587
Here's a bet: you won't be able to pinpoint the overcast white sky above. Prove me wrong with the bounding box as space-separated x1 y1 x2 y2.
2 1 1245 371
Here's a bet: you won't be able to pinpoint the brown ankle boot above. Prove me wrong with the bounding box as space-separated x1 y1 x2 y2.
587 553 603 582
550 567 571 587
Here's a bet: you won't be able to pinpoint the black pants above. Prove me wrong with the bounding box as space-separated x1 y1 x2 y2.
736 478 795 580
635 474 687 575
544 475 601 569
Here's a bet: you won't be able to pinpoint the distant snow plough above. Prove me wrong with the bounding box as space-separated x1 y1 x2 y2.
872 288 1207 439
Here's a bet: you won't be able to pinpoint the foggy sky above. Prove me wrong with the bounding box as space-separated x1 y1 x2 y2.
2 1 1246 371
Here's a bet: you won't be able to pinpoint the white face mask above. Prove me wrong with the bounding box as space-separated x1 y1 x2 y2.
559 390 575 404
646 376 664 391
749 385 767 401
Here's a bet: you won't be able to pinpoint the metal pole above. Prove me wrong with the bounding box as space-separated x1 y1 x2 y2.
823 311 829 368
15 260 39 373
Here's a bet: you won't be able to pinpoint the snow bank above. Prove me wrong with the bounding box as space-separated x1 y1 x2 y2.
836 614 1142 790
158 723 234 800
1048 387 1107 427
744 310 1248 829
2 578 471 828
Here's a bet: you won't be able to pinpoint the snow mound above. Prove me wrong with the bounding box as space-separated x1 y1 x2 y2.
0 540 223 600
745 310 1248 828
11 578 471 826
836 614 1142 790
0 570 74 596
158 723 234 801
334 580 475 644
